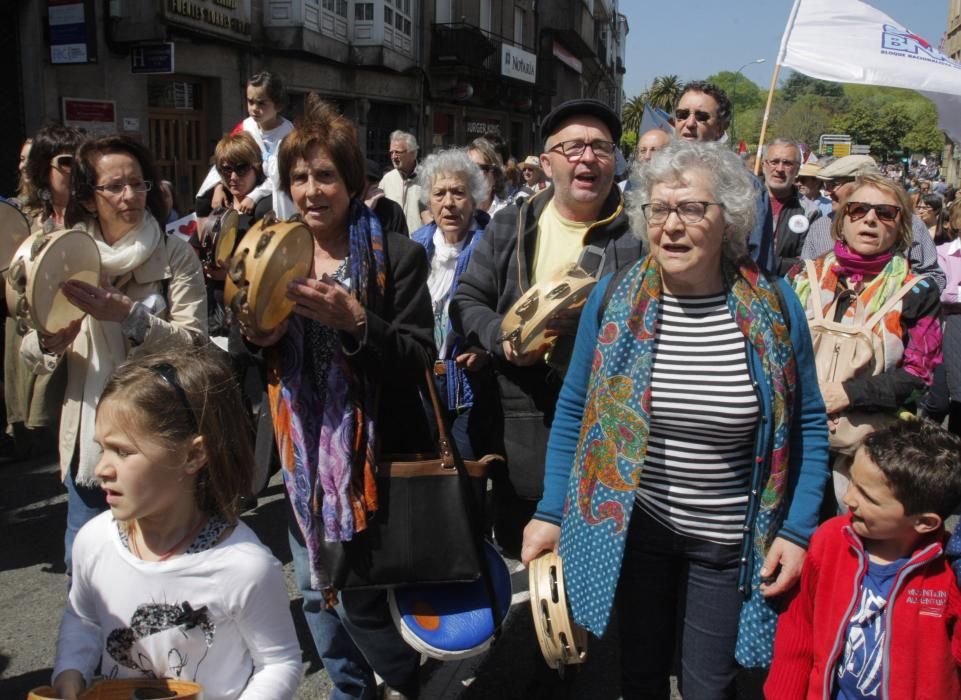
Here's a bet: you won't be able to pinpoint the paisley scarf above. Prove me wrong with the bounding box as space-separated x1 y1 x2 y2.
558 254 797 637
268 199 386 591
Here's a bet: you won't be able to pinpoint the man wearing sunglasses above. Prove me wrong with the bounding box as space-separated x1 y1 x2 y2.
673 80 776 273
451 98 641 559
800 155 945 291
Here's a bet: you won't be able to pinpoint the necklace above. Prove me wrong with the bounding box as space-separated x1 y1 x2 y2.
129 515 208 562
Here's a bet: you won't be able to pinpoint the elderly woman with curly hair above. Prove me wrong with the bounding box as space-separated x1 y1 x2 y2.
521 140 829 698
411 147 493 461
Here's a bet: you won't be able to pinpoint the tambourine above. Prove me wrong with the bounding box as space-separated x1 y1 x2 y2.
198 207 240 269
389 540 512 660
28 678 203 699
0 199 31 273
529 551 588 669
223 212 313 335
498 263 596 355
5 228 101 336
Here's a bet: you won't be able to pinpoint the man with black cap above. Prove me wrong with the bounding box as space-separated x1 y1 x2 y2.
451 98 642 557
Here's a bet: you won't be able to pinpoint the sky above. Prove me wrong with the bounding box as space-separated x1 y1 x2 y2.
619 1 953 99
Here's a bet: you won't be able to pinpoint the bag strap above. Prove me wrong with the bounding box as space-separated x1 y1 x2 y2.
421 367 505 633
863 275 929 330
421 368 458 469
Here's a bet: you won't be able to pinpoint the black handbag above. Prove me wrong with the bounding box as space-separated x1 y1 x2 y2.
319 369 502 590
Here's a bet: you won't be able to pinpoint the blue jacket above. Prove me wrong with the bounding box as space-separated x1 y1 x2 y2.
534 271 830 594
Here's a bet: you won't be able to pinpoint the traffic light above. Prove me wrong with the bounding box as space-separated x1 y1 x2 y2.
900 147 910 165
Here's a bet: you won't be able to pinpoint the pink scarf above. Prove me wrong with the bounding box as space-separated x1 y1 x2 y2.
832 240 894 286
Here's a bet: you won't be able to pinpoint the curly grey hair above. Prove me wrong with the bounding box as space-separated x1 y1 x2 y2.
626 140 757 261
417 148 488 209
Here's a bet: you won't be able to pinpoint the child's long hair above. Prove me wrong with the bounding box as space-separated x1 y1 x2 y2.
98 346 254 521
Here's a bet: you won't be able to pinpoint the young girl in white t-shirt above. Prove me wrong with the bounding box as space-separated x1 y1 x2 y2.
197 71 295 218
51 348 302 700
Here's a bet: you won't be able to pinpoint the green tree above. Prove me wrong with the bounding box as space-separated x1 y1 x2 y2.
768 94 836 151
781 72 845 103
832 103 913 159
643 75 684 112
622 95 645 134
899 99 945 155
706 71 764 146
620 130 638 155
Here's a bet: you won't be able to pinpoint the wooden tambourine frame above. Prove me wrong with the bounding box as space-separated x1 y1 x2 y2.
5 228 101 336
223 212 313 335
529 551 588 670
498 263 596 355
199 207 241 269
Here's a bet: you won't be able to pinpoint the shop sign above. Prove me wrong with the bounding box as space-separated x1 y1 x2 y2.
501 44 537 84
131 43 175 74
164 0 252 40
466 119 501 137
63 98 116 135
49 0 94 64
552 40 582 74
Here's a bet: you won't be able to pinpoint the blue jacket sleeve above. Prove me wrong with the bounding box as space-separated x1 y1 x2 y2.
533 274 613 525
750 176 776 275
777 279 831 547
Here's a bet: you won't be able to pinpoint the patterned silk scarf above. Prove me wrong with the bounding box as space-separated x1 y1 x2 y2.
558 255 797 636
268 199 387 591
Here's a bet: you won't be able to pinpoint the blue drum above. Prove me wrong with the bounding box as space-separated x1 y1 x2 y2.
388 541 512 660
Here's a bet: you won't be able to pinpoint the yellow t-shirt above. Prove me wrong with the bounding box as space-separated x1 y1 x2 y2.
531 199 592 284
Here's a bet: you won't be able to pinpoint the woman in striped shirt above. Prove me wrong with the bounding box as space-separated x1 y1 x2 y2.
521 140 830 699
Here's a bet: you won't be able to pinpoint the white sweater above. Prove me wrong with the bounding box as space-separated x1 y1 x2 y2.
54 512 302 700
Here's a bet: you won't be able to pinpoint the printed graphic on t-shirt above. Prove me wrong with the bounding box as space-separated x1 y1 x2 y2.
836 587 886 697
104 601 214 681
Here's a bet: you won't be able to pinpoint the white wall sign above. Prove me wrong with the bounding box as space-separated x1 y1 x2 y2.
501 44 536 84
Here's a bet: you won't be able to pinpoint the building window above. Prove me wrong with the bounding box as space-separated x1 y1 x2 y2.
355 2 373 20
323 0 347 17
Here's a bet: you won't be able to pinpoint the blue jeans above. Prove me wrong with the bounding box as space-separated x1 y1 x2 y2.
616 507 743 700
64 463 108 576
287 519 419 700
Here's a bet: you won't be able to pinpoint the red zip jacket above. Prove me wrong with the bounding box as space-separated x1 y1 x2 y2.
765 515 961 700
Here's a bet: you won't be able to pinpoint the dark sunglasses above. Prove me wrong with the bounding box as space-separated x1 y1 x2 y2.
845 201 901 223
674 108 712 123
51 154 74 171
219 162 253 177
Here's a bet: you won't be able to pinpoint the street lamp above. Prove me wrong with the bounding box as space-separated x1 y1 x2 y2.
730 58 766 148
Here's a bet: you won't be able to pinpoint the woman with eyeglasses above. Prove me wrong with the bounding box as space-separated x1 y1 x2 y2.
19 134 207 574
788 172 941 507
521 140 828 697
3 126 84 461
916 193 945 243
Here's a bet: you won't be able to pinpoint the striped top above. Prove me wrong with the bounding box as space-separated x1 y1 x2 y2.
635 292 760 545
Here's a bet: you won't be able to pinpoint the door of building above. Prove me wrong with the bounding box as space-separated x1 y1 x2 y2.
147 76 208 216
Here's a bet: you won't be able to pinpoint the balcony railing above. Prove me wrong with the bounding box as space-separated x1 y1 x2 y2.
431 23 536 78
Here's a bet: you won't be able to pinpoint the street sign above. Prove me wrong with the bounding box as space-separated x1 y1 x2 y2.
832 143 852 158
131 43 174 74
851 144 871 155
819 133 852 156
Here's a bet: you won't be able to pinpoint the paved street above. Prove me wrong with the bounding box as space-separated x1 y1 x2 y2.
0 452 625 699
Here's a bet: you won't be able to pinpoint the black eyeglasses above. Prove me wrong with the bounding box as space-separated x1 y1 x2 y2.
845 201 901 223
149 363 198 431
641 201 724 225
674 108 712 123
548 139 617 160
219 162 254 177
51 154 74 171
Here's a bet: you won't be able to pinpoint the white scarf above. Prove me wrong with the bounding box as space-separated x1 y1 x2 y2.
74 214 162 485
427 227 465 304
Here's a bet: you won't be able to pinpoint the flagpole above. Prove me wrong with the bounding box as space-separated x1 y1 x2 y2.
754 63 782 177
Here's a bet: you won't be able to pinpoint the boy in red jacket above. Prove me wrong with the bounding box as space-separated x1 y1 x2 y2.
766 420 961 700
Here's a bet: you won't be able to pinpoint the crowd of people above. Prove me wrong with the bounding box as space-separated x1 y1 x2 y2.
4 70 961 700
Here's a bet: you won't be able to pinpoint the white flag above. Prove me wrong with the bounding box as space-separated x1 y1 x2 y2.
777 0 961 141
